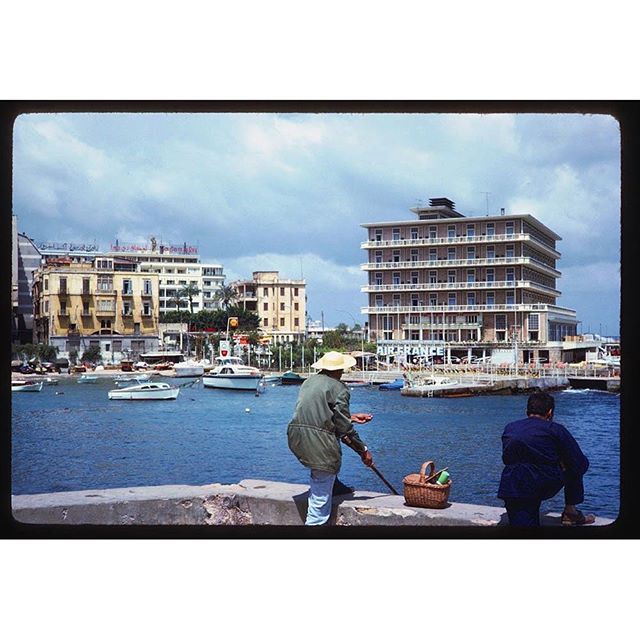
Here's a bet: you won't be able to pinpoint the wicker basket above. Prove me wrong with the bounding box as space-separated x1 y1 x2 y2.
403 460 452 509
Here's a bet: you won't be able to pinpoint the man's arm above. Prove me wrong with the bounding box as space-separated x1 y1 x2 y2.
334 389 373 466
555 423 589 476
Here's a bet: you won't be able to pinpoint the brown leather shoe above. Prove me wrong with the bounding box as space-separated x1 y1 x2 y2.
561 509 596 526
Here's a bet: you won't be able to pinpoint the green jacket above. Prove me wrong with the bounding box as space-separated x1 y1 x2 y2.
287 372 367 474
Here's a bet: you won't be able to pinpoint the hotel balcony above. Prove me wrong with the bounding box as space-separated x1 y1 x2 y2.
361 255 560 277
362 303 577 318
57 310 70 317
402 321 483 330
361 233 560 258
362 280 560 296
95 289 117 296
141 290 153 297
95 308 116 316
121 289 134 297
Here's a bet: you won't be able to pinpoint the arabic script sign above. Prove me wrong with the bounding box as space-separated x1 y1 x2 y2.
37 241 99 252
110 243 198 254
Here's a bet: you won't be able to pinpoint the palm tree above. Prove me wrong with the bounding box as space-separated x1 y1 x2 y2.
213 283 238 310
179 283 201 315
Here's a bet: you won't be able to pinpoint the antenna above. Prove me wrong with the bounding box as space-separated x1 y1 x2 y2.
480 192 491 215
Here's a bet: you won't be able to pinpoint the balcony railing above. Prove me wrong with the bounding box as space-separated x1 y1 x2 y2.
361 255 560 275
121 289 134 296
57 310 69 316
95 308 116 315
95 288 116 296
402 321 482 330
362 303 577 317
361 233 559 256
362 280 560 295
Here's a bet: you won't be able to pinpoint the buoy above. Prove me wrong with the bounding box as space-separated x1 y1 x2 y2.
56 391 64 395
245 408 251 412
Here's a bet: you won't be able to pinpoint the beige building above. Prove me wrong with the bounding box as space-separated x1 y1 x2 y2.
32 256 160 362
361 197 578 364
235 271 306 344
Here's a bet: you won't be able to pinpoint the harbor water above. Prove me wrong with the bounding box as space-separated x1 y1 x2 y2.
11 378 620 519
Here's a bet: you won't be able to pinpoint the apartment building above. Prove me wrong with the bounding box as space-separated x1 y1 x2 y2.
108 239 225 313
32 256 160 362
14 231 43 344
235 271 306 344
361 197 578 363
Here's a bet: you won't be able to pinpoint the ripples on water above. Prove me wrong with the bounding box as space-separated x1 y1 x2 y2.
11 378 620 519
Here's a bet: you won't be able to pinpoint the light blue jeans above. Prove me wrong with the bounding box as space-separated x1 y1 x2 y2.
306 469 337 526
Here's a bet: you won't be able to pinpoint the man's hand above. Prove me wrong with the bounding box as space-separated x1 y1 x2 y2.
351 413 373 424
361 450 374 467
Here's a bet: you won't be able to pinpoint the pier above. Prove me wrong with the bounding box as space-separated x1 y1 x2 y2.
11 480 615 527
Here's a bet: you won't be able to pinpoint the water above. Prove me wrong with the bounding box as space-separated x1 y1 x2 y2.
11 379 620 519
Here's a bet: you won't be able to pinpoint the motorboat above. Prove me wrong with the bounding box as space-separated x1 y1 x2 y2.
108 381 180 400
114 373 152 385
402 375 465 397
379 377 404 390
202 356 263 391
173 359 205 377
345 379 372 388
12 380 44 392
78 374 99 383
262 374 282 385
280 371 305 386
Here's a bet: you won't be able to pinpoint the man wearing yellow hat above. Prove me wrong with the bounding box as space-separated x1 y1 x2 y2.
287 351 374 526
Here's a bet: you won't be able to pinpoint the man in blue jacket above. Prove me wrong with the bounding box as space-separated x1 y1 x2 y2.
498 391 596 527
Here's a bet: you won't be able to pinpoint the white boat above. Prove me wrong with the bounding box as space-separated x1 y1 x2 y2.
403 375 464 396
173 359 205 377
78 374 99 383
202 356 263 391
114 373 151 384
108 381 180 400
43 377 59 385
12 380 44 392
262 374 282 385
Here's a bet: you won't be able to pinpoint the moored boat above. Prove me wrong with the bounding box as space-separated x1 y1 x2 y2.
280 370 304 386
173 360 205 377
108 381 180 400
379 377 404 390
78 374 99 383
202 356 263 391
12 380 44 392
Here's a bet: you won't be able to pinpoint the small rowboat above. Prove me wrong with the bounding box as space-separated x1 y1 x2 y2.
12 380 44 392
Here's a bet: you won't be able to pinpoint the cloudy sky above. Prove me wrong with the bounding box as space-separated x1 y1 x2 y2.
12 110 620 335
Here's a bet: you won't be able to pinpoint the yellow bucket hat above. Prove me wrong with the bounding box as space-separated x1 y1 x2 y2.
311 351 357 371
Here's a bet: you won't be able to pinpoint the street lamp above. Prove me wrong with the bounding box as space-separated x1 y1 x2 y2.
337 309 366 381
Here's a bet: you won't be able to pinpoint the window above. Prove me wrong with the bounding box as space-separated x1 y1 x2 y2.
374 228 382 241
263 318 269 327
90 339 100 348
486 223 495 236
410 249 419 262
467 292 475 305
467 269 475 283
506 221 514 236
528 313 539 330
429 293 437 306
428 226 437 239
100 320 111 329
280 318 285 327
506 268 515 282
122 279 132 294
143 302 151 316
375 251 383 264
59 277 67 294
82 302 90 315
411 294 419 307
166 279 175 285
203 280 211 287
96 259 112 270
447 225 455 238
448 270 456 283
44 300 48 313
392 228 400 241
506 245 514 258
486 291 495 306
294 302 299 311
97 299 114 312
143 279 152 295
448 293 457 306
134 322 140 333
83 278 90 294
487 245 495 259
294 318 299 327
392 250 400 263
466 224 475 237
429 271 437 284
410 271 419 284
495 314 507 330
280 302 285 311
506 291 515 305
466 246 476 259
263 302 269 311
44 278 48 291
411 227 419 240
105 343 111 352
375 272 383 285
486 268 495 282
178 280 187 285
392 272 401 285
392 294 401 307
294 287 299 296
447 247 456 261
60 301 67 314
98 276 113 292
375 295 383 307
430 248 438 261
280 287 285 296
263 287 269 296
122 301 132 315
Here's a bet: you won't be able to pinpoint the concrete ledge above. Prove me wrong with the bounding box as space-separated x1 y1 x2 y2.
11 479 615 527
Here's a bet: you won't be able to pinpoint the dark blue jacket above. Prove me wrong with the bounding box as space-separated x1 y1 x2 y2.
498 416 589 500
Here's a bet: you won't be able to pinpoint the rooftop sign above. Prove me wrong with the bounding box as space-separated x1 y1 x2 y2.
37 241 100 252
110 243 198 255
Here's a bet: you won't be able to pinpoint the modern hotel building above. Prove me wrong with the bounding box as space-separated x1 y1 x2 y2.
361 197 578 364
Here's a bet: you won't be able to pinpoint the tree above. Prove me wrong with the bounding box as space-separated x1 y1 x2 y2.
213 283 239 309
37 344 59 363
179 283 201 315
82 345 102 364
322 330 346 350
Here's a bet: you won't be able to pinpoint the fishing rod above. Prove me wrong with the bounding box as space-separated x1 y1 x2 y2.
369 463 400 495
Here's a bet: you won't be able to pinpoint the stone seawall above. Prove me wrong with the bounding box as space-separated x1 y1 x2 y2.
12 479 615 527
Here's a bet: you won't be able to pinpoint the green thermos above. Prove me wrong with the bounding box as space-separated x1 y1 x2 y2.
436 470 450 485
